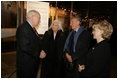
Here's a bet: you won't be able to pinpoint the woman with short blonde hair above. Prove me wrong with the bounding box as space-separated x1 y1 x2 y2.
79 20 113 78
92 20 113 40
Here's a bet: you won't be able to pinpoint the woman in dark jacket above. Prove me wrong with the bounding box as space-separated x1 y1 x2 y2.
40 20 65 78
79 20 113 78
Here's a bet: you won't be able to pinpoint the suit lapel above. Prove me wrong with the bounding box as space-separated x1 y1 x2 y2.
25 21 40 39
75 30 85 52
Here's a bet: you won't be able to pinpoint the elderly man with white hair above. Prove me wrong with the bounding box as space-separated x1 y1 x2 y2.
16 10 42 78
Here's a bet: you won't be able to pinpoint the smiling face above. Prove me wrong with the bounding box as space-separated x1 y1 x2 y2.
92 27 103 40
70 18 80 30
52 22 59 32
32 13 40 26
92 20 113 41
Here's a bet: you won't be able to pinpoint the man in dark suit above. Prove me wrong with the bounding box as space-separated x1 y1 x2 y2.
63 16 92 77
16 10 41 78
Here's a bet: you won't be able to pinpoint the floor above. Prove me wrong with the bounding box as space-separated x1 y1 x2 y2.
1 51 41 78
1 51 117 78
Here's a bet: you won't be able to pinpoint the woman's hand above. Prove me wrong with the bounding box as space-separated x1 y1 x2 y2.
78 64 85 72
39 50 46 59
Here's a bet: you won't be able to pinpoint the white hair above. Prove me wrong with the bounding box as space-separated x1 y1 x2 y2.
26 10 40 18
49 20 63 31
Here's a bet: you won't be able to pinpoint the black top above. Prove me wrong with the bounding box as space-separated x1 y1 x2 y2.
82 40 111 78
42 29 65 61
70 30 92 65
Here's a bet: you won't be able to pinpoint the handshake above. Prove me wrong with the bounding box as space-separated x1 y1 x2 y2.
39 50 46 59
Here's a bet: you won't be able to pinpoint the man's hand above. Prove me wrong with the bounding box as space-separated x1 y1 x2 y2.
78 64 85 72
39 50 46 59
66 53 72 62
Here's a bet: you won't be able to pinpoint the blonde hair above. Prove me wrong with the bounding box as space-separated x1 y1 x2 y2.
92 20 113 39
26 10 40 18
49 20 63 31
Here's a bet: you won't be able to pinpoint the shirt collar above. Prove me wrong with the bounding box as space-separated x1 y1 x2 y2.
27 20 34 28
73 27 79 32
73 26 84 32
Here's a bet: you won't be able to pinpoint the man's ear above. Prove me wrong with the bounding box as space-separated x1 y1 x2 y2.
78 21 81 25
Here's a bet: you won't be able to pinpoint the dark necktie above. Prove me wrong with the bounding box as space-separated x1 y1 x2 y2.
70 31 76 53
33 27 40 37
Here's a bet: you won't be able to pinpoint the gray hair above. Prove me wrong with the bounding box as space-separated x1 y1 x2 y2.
49 20 63 31
26 10 40 18
71 15 81 22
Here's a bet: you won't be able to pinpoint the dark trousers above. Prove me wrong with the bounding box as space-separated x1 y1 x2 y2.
64 60 80 78
64 69 80 78
16 61 39 78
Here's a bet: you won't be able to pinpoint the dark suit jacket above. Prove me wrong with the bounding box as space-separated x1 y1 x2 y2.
64 29 92 78
81 40 111 78
16 21 41 78
67 29 92 65
41 29 65 78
